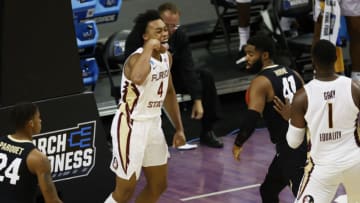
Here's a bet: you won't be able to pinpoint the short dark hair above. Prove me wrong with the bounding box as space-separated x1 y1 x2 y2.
11 102 38 130
312 39 337 69
124 10 161 59
158 2 180 15
247 34 276 59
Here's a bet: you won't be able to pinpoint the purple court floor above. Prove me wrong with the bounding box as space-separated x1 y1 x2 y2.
130 128 346 203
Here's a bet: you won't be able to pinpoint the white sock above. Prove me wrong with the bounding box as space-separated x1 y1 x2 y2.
238 26 250 51
104 194 117 203
352 72 360 81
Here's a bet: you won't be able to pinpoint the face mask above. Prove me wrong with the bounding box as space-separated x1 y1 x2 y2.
247 56 263 74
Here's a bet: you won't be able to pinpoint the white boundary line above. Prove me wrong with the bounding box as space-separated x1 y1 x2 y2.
180 183 261 201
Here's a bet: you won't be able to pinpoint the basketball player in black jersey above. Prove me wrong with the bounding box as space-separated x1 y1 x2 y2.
0 102 62 203
232 35 307 202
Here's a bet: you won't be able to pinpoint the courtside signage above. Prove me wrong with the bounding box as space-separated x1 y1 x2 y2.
33 121 96 182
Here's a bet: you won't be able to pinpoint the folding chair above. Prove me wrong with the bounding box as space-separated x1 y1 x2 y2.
267 0 313 76
81 57 99 91
207 0 270 55
208 0 238 54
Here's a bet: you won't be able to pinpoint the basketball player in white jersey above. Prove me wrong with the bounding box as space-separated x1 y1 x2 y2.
287 39 360 202
104 10 186 203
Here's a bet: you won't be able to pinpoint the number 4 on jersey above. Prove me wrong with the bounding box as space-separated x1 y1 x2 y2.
157 81 163 97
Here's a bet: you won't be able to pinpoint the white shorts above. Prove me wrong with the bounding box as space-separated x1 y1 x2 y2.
109 110 169 180
296 158 360 203
314 0 360 21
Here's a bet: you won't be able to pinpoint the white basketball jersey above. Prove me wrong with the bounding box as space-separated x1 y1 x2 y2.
119 48 170 120
304 76 360 168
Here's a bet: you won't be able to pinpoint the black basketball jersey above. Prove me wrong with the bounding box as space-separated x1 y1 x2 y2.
258 65 303 144
0 135 37 203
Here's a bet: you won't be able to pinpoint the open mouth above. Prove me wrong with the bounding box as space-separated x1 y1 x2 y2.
161 41 169 50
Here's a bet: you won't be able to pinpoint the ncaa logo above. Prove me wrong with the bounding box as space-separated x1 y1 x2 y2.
303 194 314 203
33 121 97 182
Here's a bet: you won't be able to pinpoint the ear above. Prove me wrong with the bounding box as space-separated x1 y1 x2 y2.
262 52 270 60
28 120 34 128
143 33 148 41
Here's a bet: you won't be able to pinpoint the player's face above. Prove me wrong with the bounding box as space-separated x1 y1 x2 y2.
143 19 169 52
245 44 263 73
160 10 180 36
31 110 42 135
144 19 169 44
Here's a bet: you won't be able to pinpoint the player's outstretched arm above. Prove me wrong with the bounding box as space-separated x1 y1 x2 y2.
164 73 186 147
233 76 268 161
163 52 186 147
287 88 307 149
27 149 63 203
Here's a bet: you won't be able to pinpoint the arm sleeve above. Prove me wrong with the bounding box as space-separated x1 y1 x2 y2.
170 28 202 100
234 109 261 147
286 123 305 149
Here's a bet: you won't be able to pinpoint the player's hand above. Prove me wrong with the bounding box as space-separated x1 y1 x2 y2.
172 130 186 148
144 38 168 53
191 100 204 120
144 39 162 51
232 145 243 161
273 96 291 121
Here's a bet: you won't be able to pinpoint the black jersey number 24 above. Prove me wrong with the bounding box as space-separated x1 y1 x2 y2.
282 75 297 103
0 153 21 185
